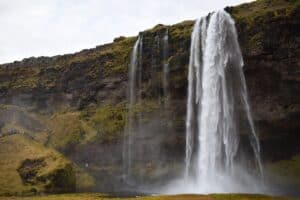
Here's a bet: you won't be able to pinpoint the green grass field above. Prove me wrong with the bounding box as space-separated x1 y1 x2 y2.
0 193 294 200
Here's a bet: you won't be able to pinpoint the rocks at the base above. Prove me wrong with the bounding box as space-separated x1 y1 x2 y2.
0 134 76 196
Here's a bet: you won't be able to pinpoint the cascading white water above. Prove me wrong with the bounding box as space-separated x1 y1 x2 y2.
185 18 200 179
163 28 169 107
184 10 264 193
123 30 171 186
123 35 143 182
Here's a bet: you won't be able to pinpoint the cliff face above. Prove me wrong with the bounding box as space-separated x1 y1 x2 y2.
228 0 300 162
0 0 299 194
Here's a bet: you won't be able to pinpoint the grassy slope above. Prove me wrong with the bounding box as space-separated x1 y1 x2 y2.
0 134 73 195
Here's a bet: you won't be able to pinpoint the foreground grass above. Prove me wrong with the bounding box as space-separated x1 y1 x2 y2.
0 194 294 200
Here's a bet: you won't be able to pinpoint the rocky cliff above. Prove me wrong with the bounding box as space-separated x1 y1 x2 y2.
0 0 299 195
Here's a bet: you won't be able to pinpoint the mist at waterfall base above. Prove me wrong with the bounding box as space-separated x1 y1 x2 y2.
161 10 268 194
122 29 176 188
122 10 274 195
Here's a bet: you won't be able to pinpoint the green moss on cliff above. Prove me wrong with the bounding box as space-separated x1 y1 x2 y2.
86 99 161 141
47 112 85 150
68 37 136 77
47 111 98 150
0 134 75 196
228 0 300 20
91 103 126 142
132 99 160 117
169 20 193 41
6 67 40 90
104 38 135 76
225 0 300 57
101 37 136 76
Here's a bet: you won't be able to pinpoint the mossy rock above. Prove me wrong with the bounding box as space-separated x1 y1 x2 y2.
47 112 85 151
43 163 75 193
47 111 97 151
0 134 76 196
91 103 126 142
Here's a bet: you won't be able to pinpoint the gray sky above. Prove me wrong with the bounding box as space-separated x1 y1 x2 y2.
0 0 253 64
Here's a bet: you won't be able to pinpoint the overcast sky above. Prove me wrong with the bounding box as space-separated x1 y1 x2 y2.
0 0 253 64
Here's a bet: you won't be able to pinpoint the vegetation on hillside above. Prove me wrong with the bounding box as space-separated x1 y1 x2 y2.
0 135 75 196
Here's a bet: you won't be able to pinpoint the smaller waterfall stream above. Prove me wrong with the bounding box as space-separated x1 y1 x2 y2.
123 35 143 183
163 28 170 108
123 28 172 188
185 18 201 180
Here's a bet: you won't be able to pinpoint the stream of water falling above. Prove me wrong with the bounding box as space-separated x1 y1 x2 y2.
184 10 264 193
124 29 171 185
123 35 143 183
123 13 263 193
163 28 169 108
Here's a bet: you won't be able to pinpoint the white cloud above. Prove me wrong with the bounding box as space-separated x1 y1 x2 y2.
0 0 253 64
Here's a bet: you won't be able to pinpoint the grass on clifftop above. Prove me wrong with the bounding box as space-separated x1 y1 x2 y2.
67 36 136 77
226 0 300 24
229 0 300 19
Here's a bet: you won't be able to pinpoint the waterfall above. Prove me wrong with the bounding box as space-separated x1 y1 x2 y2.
123 29 171 186
123 35 143 183
163 28 169 108
185 18 200 179
184 10 264 193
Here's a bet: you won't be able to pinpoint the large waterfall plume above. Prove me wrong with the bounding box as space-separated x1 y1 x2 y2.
123 10 265 194
183 10 264 193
